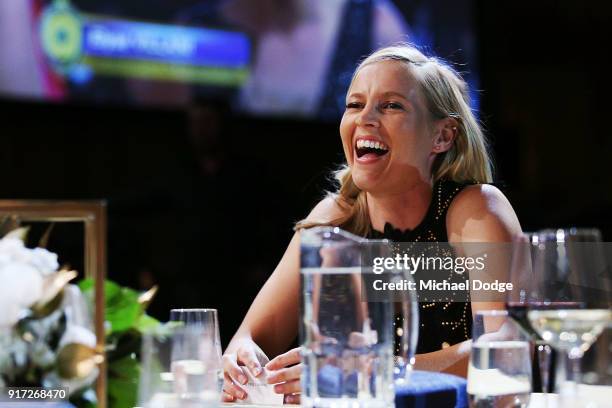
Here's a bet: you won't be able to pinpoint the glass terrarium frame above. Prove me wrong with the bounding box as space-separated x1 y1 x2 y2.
0 200 107 408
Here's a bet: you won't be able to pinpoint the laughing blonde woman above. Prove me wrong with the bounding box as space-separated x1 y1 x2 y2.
222 43 521 404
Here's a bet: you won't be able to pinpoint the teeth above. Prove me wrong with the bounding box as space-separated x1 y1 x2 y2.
356 139 388 151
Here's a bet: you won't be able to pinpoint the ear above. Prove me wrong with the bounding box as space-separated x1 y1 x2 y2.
431 118 459 154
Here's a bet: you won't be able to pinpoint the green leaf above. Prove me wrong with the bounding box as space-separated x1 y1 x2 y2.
77 278 95 293
107 355 140 408
135 314 160 332
106 330 141 362
79 280 141 334
106 285 140 334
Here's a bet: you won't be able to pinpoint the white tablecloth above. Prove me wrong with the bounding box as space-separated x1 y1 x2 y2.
529 386 612 408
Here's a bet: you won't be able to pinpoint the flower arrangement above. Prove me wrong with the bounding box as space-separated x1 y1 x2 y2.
0 223 161 408
0 227 100 404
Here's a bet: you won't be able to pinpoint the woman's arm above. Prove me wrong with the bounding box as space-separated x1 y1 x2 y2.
223 197 344 401
225 231 301 357
225 196 344 356
414 184 523 377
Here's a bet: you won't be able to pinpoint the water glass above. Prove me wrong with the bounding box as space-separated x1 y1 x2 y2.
468 310 532 408
169 308 218 327
138 327 178 408
138 323 223 407
170 325 222 403
169 308 222 360
299 227 418 408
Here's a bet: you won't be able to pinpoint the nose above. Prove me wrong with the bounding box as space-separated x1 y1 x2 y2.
355 104 380 128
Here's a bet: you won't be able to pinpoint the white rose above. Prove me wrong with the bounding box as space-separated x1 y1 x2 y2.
0 253 10 268
0 262 44 328
0 237 59 276
0 237 27 260
29 247 59 276
0 303 23 329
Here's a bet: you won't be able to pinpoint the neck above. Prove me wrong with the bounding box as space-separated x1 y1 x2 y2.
366 179 433 232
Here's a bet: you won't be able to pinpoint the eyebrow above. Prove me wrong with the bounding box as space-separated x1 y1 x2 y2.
380 91 410 100
347 91 412 104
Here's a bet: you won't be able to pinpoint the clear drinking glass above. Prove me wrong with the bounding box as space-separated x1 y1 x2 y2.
299 227 418 408
138 324 223 408
170 326 222 403
468 310 532 408
168 309 223 404
138 327 178 408
527 228 612 405
169 308 222 361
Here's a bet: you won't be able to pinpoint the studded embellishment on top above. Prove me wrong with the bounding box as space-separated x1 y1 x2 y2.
370 179 477 354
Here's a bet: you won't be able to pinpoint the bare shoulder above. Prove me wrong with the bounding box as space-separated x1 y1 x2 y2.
446 184 522 242
304 195 347 224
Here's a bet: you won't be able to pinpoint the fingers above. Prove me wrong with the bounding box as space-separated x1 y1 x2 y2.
222 353 248 386
265 349 303 397
237 345 263 377
222 391 235 402
348 331 368 348
284 394 301 404
274 379 301 395
266 363 302 384
265 347 302 370
223 372 247 401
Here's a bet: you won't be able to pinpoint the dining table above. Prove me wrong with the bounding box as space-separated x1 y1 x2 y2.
222 370 468 408
220 377 612 408
11 376 611 408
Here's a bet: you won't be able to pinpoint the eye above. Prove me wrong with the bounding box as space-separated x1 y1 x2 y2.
345 101 364 109
381 101 404 110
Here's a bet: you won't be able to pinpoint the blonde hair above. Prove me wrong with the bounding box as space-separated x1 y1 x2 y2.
297 43 493 235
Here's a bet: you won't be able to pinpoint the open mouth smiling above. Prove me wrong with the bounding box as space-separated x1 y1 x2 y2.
355 138 389 161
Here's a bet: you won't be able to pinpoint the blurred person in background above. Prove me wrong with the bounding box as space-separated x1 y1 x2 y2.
178 0 411 118
0 1 49 98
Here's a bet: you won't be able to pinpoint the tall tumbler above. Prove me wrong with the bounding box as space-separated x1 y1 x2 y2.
300 227 418 408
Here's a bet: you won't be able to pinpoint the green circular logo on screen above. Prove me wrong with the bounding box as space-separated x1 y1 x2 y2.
40 0 83 67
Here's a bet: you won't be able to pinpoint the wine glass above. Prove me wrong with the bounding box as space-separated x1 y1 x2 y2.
527 228 612 403
506 233 554 393
467 310 532 408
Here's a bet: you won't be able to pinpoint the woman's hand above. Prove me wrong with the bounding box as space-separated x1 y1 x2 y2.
222 338 269 402
265 347 303 404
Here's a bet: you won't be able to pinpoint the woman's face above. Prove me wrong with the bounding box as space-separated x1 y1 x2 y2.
340 60 436 194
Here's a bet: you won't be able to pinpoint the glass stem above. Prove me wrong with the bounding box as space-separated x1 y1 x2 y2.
535 340 552 393
562 348 583 397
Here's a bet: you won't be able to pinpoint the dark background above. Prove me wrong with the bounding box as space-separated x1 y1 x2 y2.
1 0 610 348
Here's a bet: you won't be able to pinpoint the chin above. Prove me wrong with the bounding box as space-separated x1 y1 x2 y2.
351 170 384 193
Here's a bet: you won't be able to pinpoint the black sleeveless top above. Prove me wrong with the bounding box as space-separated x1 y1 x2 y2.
368 179 475 354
